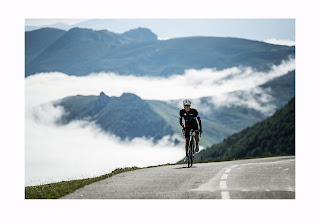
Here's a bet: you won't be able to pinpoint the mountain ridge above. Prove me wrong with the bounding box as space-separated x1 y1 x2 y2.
25 27 294 77
55 92 174 141
25 28 66 64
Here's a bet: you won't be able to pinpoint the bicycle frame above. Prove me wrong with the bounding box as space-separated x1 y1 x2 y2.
187 130 199 168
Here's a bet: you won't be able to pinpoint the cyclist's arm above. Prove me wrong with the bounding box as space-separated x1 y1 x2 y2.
179 117 184 128
197 116 202 133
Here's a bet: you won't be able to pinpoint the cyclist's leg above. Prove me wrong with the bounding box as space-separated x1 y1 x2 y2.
184 127 191 157
195 134 199 143
193 125 199 144
192 125 200 152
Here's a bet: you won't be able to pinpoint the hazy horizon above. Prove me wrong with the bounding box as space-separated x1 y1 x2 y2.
25 19 295 46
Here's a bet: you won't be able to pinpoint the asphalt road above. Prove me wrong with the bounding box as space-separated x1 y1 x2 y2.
61 156 295 199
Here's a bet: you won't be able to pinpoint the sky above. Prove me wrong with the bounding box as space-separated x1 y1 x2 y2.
1 0 320 223
26 19 87 25
25 18 295 45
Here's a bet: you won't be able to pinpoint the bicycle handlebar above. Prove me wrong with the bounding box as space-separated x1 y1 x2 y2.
182 128 202 137
189 129 201 137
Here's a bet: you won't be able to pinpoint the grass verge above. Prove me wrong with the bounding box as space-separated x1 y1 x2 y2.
25 167 140 199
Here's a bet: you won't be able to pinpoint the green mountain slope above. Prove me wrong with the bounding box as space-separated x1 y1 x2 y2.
194 97 295 162
25 27 294 77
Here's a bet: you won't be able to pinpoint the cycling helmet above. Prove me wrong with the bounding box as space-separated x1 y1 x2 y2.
183 99 191 106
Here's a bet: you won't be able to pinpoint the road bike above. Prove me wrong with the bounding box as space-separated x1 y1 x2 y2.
187 129 201 168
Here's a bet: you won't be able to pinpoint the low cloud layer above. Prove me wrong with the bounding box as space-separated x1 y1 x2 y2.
211 87 277 115
26 57 295 106
264 38 295 46
26 104 185 186
25 58 295 185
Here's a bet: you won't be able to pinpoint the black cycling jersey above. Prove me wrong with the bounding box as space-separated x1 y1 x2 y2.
179 108 199 128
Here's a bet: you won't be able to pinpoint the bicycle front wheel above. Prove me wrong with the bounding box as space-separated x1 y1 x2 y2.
188 155 192 168
188 142 194 168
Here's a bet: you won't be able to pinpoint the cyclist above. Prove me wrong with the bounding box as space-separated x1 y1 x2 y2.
179 99 203 162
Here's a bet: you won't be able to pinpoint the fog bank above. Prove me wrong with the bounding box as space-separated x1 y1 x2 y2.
26 104 185 186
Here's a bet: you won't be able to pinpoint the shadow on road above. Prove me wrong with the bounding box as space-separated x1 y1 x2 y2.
173 166 197 169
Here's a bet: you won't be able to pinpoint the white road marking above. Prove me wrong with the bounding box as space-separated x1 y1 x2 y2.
221 191 230 199
195 158 294 199
242 159 295 166
220 181 227 189
220 165 239 198
221 174 229 180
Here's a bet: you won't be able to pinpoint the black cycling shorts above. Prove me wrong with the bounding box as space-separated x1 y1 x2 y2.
184 125 198 138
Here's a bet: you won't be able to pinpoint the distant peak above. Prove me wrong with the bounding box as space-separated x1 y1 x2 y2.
67 27 94 33
120 92 135 97
97 92 109 106
98 91 110 100
120 92 142 100
122 27 158 42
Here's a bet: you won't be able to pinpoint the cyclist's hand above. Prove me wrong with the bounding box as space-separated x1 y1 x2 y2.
200 129 203 134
